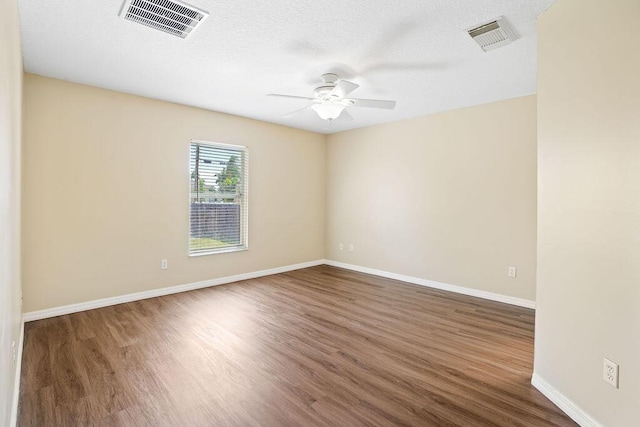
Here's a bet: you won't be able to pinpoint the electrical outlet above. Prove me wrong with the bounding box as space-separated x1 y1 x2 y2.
603 358 619 388
349 244 354 252
339 243 344 250
508 266 517 278
11 341 16 365
161 259 168 270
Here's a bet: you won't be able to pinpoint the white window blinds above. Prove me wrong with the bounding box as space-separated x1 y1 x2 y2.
189 141 248 255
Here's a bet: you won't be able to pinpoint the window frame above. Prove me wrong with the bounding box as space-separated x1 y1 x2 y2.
188 139 249 257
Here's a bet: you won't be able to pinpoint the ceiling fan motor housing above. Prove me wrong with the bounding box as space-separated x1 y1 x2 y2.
314 73 342 101
314 86 339 101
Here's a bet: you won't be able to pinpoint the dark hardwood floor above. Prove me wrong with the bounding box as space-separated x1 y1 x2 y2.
18 265 575 426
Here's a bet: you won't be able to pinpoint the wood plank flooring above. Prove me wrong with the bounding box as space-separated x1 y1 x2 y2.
18 265 575 426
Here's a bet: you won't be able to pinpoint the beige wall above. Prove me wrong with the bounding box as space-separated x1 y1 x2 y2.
536 0 640 425
326 96 537 301
22 74 325 312
0 0 23 424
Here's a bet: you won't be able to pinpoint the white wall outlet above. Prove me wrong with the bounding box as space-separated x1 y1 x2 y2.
508 266 517 278
349 244 354 252
339 243 344 250
603 358 619 388
161 259 168 270
11 341 16 365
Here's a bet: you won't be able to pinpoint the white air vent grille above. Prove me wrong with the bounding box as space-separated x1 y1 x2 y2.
467 17 517 52
120 0 208 39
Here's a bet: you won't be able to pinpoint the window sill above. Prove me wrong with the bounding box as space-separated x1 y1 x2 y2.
189 246 248 257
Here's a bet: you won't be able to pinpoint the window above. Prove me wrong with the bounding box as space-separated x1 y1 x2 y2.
189 140 248 255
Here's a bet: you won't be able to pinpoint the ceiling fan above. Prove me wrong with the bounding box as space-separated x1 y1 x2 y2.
268 73 396 122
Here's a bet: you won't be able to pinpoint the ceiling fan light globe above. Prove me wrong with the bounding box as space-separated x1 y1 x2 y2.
311 103 345 121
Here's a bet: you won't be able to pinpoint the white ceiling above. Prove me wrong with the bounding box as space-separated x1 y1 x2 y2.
18 0 555 134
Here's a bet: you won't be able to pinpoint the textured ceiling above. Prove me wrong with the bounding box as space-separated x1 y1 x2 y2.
18 0 555 134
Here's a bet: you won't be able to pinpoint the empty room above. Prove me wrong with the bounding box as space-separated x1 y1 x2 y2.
1 0 638 425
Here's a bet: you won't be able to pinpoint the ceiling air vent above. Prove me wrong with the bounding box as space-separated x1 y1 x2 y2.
467 17 517 52
120 0 208 39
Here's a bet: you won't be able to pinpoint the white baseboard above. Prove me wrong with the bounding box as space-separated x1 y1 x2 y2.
22 259 533 321
23 260 324 322
323 260 536 309
532 373 602 427
9 320 24 427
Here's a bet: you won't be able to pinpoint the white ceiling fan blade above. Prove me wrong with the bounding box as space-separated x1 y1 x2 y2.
339 109 354 121
268 94 316 101
330 80 359 99
349 98 396 109
282 105 312 118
